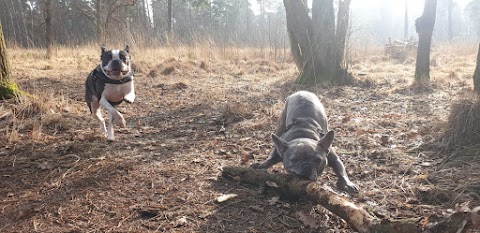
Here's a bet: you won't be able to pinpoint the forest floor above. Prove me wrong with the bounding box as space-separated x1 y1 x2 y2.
1 45 480 232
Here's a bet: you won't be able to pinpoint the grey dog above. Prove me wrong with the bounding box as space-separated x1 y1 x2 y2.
252 91 359 194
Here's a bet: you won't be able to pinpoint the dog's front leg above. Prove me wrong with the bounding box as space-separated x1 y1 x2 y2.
99 97 125 141
124 81 135 103
328 149 359 194
106 111 116 141
251 149 282 169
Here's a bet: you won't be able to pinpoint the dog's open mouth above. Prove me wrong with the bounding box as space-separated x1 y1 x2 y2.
107 70 129 76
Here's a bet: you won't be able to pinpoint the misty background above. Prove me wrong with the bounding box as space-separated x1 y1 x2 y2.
0 0 479 49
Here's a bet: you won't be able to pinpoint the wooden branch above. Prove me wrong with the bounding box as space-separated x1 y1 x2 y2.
221 166 480 233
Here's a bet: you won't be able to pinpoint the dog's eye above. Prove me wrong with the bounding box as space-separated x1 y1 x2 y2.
120 55 126 61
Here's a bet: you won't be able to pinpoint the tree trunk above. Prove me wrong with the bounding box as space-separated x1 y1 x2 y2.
167 0 173 42
414 0 437 83
283 0 313 74
336 0 351 71
474 44 480 92
284 0 351 85
96 0 104 45
221 166 480 233
14 0 29 47
404 0 409 40
0 21 21 99
45 0 52 59
448 0 453 41
307 0 337 83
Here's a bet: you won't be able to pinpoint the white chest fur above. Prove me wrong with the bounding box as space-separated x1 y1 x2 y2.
102 80 135 103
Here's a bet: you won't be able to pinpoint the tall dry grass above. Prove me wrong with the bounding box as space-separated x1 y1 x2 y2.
2 42 478 143
2 43 295 143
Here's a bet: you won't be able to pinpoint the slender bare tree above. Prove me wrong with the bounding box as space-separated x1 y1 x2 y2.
414 0 437 83
44 0 53 58
404 0 409 40
167 0 173 41
448 0 453 41
474 44 480 92
96 0 104 44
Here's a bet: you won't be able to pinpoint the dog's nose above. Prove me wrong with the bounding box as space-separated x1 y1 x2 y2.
111 60 121 70
295 163 318 181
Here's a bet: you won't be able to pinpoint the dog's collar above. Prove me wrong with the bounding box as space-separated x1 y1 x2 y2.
94 67 133 84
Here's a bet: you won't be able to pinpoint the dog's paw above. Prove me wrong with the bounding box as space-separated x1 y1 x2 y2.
337 180 360 194
124 93 135 103
113 112 126 127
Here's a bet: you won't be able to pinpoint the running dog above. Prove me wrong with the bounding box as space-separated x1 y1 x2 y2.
85 45 135 141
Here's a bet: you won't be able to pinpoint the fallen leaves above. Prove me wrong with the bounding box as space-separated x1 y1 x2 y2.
296 211 320 229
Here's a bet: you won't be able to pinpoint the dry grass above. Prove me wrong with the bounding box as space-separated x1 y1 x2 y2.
1 43 480 232
439 97 480 149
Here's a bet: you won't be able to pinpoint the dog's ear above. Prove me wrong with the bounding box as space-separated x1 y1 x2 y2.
272 134 289 154
317 130 334 151
124 45 129 53
101 46 107 56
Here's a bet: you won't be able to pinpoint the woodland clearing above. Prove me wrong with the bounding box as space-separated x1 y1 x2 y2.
1 44 479 232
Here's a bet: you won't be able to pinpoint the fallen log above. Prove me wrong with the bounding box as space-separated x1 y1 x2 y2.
221 166 480 233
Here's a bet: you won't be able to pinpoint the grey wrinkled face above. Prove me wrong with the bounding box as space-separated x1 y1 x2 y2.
272 130 335 181
281 139 328 180
100 46 132 80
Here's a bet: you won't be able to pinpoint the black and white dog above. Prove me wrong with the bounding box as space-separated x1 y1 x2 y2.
85 45 135 141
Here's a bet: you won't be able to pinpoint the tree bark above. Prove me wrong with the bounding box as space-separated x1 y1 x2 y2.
284 0 351 85
283 0 314 78
474 44 480 92
221 166 480 233
0 21 21 99
306 0 337 84
414 0 437 83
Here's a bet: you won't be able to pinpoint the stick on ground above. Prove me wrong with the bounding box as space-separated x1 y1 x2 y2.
221 166 480 233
